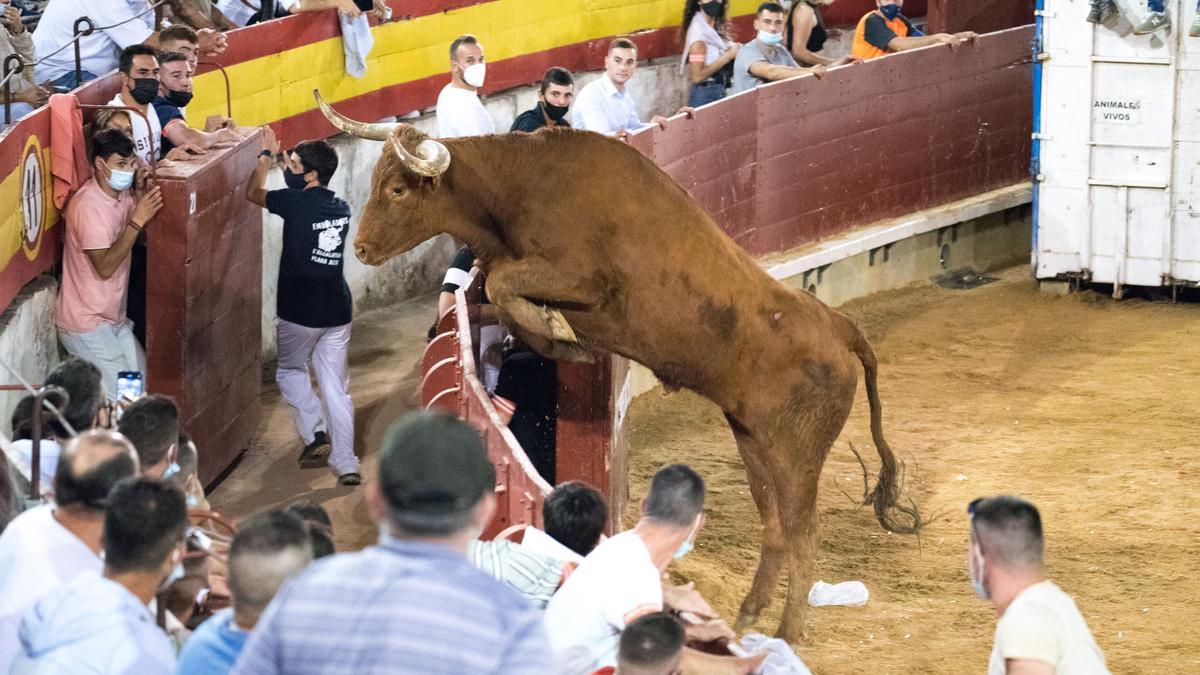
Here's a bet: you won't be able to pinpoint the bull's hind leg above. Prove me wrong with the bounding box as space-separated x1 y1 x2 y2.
486 258 602 361
727 415 787 633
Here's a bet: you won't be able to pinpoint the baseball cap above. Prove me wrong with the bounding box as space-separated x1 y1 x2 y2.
378 412 496 515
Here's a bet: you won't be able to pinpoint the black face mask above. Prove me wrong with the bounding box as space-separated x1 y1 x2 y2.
129 77 159 105
542 101 569 122
701 1 723 18
165 88 193 107
284 168 309 190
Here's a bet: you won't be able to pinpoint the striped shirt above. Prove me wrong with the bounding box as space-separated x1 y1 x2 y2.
468 539 565 609
232 537 556 675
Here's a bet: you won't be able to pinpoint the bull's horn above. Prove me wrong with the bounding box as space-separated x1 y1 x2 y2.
313 89 450 177
389 136 451 178
313 89 396 141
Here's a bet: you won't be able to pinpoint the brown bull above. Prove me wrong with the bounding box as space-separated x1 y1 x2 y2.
316 92 918 641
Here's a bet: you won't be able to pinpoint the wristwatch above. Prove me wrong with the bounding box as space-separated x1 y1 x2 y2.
259 149 273 159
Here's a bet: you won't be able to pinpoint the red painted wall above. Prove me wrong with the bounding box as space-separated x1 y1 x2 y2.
630 25 1033 256
926 0 1035 35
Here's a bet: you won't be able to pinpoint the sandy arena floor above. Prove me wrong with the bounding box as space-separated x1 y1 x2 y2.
209 269 1200 674
625 268 1200 674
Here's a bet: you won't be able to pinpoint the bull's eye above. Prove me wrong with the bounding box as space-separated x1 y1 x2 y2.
391 185 407 198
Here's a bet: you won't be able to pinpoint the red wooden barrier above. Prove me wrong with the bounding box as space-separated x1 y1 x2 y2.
629 25 1033 257
927 0 1035 35
417 270 552 536
150 136 264 486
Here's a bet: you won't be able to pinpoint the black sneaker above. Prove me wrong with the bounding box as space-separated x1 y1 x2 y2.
337 472 362 487
298 431 331 468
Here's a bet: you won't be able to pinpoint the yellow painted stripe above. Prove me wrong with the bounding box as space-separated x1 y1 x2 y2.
188 0 761 126
0 146 59 271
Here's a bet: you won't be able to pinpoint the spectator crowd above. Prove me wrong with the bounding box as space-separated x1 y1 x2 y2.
0 1 1111 674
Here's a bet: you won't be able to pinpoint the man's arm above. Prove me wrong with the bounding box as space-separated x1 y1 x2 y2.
84 186 162 280
748 60 827 83
283 0 362 17
163 120 239 151
246 126 279 207
888 33 962 51
1006 659 1056 675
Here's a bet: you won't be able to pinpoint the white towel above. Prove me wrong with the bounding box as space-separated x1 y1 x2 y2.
339 11 374 78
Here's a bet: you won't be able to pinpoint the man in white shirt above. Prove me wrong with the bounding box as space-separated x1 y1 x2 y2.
33 0 226 89
436 34 495 139
108 44 163 164
0 430 140 673
572 38 689 140
968 496 1110 675
522 480 608 564
544 464 727 674
3 358 105 497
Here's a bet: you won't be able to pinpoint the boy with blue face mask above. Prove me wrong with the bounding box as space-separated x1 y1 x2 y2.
731 2 829 95
851 0 974 61
57 129 161 401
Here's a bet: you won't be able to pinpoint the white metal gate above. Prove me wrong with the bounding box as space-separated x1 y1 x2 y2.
1034 0 1200 290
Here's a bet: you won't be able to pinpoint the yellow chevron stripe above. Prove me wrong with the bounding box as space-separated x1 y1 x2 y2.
187 0 760 127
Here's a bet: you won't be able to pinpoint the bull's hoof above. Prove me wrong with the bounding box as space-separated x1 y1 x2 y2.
544 308 579 343
774 621 808 645
734 611 760 634
549 340 593 363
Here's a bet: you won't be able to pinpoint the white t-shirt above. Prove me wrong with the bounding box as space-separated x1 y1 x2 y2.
108 93 161 165
0 504 103 673
988 580 1110 675
521 526 584 564
543 530 663 674
2 438 62 494
33 0 155 83
435 84 495 138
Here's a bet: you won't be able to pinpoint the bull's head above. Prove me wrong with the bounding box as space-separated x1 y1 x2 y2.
314 90 458 266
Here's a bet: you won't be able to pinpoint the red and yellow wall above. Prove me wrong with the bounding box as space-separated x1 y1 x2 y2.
0 0 933 312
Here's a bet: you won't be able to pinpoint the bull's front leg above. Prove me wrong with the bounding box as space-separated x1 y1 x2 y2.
485 257 601 363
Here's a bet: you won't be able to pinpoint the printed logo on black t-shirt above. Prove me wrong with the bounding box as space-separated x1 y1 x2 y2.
313 217 349 265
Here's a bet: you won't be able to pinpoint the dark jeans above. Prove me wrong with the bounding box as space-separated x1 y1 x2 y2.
47 70 97 91
688 81 726 108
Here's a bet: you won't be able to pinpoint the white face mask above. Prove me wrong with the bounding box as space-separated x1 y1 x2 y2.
463 62 486 88
968 545 989 599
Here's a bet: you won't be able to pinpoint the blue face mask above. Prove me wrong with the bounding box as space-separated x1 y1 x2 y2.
879 3 902 20
673 538 694 560
757 29 783 46
106 167 134 192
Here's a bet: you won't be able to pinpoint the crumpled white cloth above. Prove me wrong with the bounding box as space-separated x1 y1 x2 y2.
339 11 374 78
808 579 870 607
738 633 813 675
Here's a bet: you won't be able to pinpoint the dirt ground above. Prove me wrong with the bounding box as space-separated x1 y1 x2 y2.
207 293 436 553
625 267 1200 674
209 269 1200 673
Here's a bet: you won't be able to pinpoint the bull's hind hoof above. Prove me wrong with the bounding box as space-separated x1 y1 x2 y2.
734 611 760 634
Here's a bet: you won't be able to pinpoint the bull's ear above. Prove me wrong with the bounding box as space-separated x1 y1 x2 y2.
422 175 442 192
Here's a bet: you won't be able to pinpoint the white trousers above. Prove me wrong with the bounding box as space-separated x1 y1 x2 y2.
275 318 358 474
57 320 146 400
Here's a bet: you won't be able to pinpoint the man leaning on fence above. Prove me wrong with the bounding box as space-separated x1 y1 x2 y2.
56 129 162 401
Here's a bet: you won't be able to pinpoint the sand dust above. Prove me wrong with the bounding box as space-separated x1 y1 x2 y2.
625 267 1200 674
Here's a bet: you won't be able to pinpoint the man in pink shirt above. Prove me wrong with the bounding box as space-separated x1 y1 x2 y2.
56 129 162 399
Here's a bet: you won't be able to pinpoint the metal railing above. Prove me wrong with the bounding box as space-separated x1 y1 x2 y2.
0 0 172 125
0 355 77 504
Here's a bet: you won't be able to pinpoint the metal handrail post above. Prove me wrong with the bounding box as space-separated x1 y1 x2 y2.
28 385 68 502
71 16 95 87
2 54 21 125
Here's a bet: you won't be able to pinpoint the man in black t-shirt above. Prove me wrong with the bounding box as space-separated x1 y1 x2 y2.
510 67 575 133
247 127 361 486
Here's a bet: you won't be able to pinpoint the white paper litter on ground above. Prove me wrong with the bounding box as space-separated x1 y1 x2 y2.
807 579 869 607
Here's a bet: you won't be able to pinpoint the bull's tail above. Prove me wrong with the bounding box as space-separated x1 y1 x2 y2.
845 320 922 534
